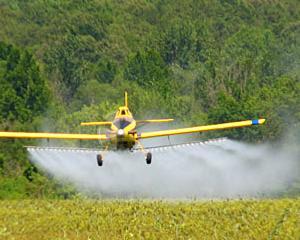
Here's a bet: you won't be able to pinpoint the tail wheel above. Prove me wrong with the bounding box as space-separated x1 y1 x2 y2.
146 152 152 164
97 154 103 166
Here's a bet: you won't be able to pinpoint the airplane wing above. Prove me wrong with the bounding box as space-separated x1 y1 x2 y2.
138 119 266 139
0 131 108 140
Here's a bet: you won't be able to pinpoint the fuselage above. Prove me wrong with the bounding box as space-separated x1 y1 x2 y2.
109 106 137 149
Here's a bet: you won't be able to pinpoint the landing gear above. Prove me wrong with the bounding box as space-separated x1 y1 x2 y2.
146 152 152 164
136 140 152 165
96 145 109 167
97 154 103 166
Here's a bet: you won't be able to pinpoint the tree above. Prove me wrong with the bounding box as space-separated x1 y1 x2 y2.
0 42 49 123
95 58 117 84
124 49 172 98
45 32 101 100
217 27 277 99
160 20 197 68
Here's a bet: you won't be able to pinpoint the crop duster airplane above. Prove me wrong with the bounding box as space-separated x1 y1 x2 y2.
0 92 265 166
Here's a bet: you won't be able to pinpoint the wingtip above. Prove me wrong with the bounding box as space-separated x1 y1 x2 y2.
259 119 266 124
252 119 266 125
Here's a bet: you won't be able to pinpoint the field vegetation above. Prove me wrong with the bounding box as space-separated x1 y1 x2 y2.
0 199 299 239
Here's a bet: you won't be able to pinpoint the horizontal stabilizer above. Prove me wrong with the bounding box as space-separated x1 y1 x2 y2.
136 119 174 124
80 121 112 126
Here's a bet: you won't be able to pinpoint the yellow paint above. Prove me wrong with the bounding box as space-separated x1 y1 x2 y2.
0 92 266 149
80 121 112 126
124 91 128 108
139 119 266 139
136 119 174 123
114 106 133 119
0 131 107 140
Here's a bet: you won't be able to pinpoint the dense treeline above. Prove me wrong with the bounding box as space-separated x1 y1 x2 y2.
0 0 299 198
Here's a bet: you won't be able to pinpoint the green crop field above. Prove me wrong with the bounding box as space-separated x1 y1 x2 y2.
0 199 299 240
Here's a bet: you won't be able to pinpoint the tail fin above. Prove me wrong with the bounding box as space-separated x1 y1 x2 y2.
124 91 128 107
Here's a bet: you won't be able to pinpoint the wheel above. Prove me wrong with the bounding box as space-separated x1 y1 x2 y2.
145 152 152 164
97 154 103 166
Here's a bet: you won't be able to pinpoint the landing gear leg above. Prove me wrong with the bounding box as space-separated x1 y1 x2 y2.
96 145 109 167
136 140 152 165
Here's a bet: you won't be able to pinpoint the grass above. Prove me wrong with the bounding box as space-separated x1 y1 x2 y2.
0 199 299 239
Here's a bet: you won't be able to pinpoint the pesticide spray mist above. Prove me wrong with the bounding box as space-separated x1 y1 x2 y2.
27 139 299 199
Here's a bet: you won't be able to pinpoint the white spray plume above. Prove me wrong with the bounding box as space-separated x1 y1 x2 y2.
27 137 299 199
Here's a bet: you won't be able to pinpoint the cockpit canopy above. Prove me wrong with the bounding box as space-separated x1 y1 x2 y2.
113 106 133 129
113 118 133 129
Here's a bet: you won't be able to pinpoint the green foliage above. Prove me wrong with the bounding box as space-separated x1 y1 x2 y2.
0 177 29 199
124 49 175 100
220 27 277 97
95 58 117 84
160 20 197 68
124 49 169 87
0 42 49 122
45 32 101 100
71 81 119 110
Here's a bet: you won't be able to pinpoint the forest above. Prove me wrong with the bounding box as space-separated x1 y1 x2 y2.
0 0 299 198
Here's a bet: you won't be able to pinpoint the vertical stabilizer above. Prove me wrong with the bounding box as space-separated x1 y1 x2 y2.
124 91 128 107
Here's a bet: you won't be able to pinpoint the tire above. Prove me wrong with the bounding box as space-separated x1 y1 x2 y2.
146 152 152 164
97 154 103 166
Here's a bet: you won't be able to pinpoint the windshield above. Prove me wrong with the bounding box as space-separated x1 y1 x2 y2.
113 118 132 129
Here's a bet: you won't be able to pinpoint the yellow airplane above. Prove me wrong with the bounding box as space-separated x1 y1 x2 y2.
0 92 265 166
